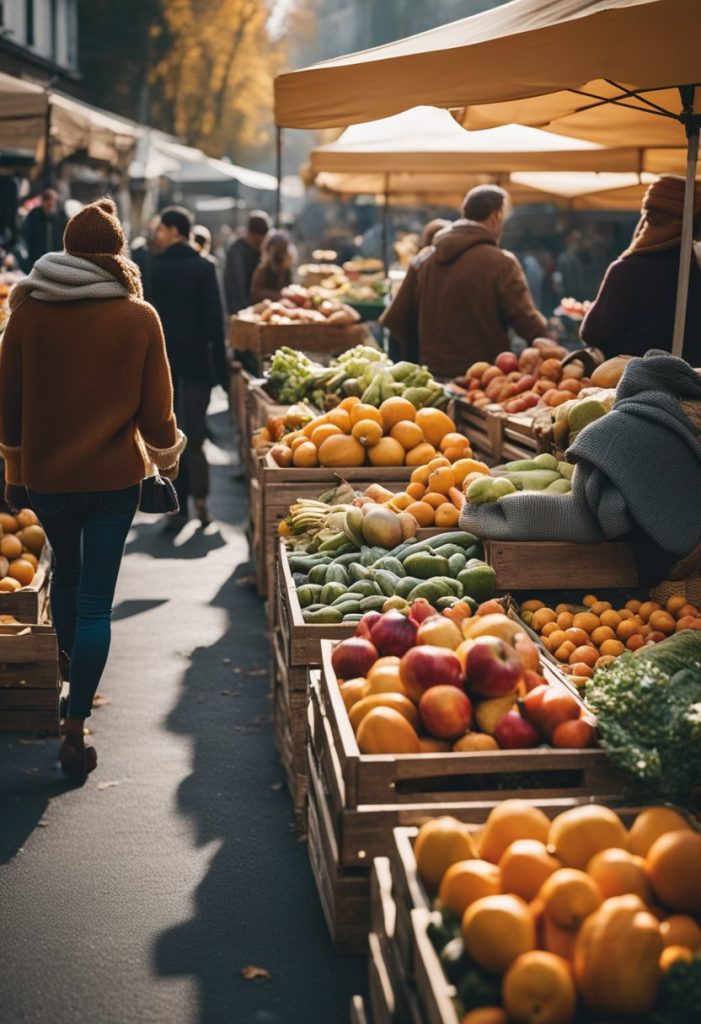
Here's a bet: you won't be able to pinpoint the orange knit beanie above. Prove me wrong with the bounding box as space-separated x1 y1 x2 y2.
63 197 143 299
642 175 701 218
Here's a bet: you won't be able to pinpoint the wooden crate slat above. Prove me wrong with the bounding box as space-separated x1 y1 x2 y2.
485 539 639 590
0 542 52 623
0 623 59 733
349 995 370 1024
0 687 59 709
0 707 59 734
368 931 397 1024
411 909 461 1024
229 315 370 370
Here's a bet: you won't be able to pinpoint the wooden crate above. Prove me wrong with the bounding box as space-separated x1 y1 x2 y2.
500 410 553 460
452 399 497 463
271 627 309 832
411 908 461 1024
371 858 424 1024
0 624 60 734
0 542 52 624
484 540 639 590
229 316 370 373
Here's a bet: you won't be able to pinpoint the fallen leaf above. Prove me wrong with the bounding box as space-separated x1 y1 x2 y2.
246 667 267 677
92 694 111 708
233 667 242 674
18 738 45 746
97 779 129 791
220 690 231 697
236 575 257 587
221 657 232 665
271 782 283 791
241 966 271 981
37 819 49 827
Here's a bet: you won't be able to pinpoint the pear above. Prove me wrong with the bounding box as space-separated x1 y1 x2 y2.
474 691 518 736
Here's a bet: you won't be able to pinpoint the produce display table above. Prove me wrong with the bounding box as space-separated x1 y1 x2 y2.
484 540 639 590
229 316 370 375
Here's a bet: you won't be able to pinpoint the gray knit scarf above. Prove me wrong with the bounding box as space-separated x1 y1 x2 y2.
10 251 129 308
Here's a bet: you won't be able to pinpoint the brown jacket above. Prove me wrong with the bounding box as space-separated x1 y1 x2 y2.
0 296 184 493
380 221 547 379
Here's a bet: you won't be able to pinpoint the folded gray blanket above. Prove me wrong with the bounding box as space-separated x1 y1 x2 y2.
460 351 701 556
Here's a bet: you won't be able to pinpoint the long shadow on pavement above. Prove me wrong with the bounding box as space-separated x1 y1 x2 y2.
152 562 367 1023
0 739 72 863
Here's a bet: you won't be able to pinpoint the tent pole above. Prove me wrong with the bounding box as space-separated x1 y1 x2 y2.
672 86 699 358
382 174 389 273
42 99 53 187
275 126 282 227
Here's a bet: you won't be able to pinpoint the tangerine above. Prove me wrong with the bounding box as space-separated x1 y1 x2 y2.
350 403 382 427
404 442 438 466
7 559 35 587
548 805 628 870
434 503 460 528
414 816 478 890
502 951 576 1024
415 407 455 446
438 859 501 916
660 914 701 951
627 807 691 856
586 847 653 902
390 420 424 450
498 839 560 902
379 397 416 430
647 830 701 913
462 894 536 975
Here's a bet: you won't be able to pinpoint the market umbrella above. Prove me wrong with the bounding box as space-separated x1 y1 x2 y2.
275 0 700 354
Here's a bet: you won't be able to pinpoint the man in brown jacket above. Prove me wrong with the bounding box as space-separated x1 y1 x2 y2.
381 185 548 379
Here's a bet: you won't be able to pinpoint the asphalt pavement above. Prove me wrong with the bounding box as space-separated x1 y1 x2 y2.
0 391 366 1024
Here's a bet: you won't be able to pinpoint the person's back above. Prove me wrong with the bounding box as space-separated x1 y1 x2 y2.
381 185 547 379
224 210 271 314
21 188 66 268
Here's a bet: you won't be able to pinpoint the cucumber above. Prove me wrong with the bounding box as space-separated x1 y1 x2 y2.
308 563 330 586
332 600 362 616
369 546 390 562
349 563 369 583
434 544 466 559
292 572 308 588
396 576 423 599
373 556 406 577
348 580 380 597
325 564 349 586
464 543 484 561
373 570 401 597
433 576 464 597
320 581 347 605
407 580 454 603
397 540 432 562
436 596 460 610
335 551 362 567
296 584 323 608
448 553 467 576
360 546 375 567
424 531 477 548
342 613 364 623
302 607 343 624
359 595 388 612
288 554 330 574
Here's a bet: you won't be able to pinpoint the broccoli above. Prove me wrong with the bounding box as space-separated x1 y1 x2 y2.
647 956 701 1024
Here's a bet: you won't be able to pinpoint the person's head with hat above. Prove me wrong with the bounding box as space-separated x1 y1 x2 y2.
624 175 701 258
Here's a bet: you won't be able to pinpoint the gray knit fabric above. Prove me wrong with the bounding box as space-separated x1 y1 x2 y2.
460 351 701 556
11 252 129 305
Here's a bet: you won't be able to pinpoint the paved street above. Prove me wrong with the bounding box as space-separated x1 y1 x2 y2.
0 393 366 1024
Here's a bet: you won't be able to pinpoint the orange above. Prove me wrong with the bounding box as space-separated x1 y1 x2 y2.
660 945 694 971
665 595 688 615
356 707 420 756
415 407 456 446
349 693 419 732
390 420 424 450
19 553 38 570
379 396 416 430
338 395 360 411
409 464 431 485
591 625 616 646
351 419 383 447
616 619 640 641
499 839 560 903
678 603 700 618
15 508 39 528
310 423 343 447
421 491 448 509
460 1010 508 1024
572 612 599 633
625 598 642 612
452 458 490 485
554 641 577 663
660 915 701 951
406 481 426 500
638 600 661 622
590 601 612 616
326 408 351 432
556 612 574 630
438 859 501 916
0 577 21 592
440 431 470 452
350 403 382 427
502 951 576 1024
626 634 646 651
404 442 438 467
531 608 557 632
462 894 536 975
368 437 406 467
648 610 676 635
427 466 456 495
548 805 628 870
18 524 46 557
599 638 625 657
426 456 452 472
405 501 434 526
581 594 598 607
302 417 322 438
599 610 622 629
568 646 598 668
0 513 19 533
339 679 370 711
317 435 365 467
586 848 653 903
563 627 590 647
617 608 635 620
646 830 701 913
291 434 309 450
388 492 412 511
541 622 560 638
628 808 692 857
0 535 23 560
538 868 603 930
434 503 460 528
7 559 35 586
479 801 551 865
414 816 479 890
292 441 319 467
543 629 567 652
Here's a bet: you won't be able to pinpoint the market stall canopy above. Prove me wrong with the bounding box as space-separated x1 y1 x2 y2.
510 171 662 210
274 0 697 130
0 73 48 157
130 131 280 192
310 108 644 175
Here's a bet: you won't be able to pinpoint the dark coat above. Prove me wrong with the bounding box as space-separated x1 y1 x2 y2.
580 247 701 365
224 236 261 313
21 206 67 267
150 243 226 386
380 220 548 379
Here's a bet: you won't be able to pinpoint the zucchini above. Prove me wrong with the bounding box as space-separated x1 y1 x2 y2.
325 564 350 586
348 580 380 597
302 607 343 624
308 563 330 586
296 584 323 608
396 576 423 599
373 570 401 597
320 581 347 605
359 595 388 612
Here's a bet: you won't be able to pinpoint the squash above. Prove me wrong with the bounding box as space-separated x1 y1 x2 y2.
573 894 663 1016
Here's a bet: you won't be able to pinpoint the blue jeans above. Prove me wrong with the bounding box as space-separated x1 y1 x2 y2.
28 486 139 719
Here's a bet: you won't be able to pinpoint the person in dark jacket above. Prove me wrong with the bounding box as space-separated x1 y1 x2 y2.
380 185 547 379
151 206 226 528
581 176 701 365
224 210 271 313
20 188 67 269
250 229 296 303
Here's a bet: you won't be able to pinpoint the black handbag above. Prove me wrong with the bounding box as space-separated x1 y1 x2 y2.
138 472 180 515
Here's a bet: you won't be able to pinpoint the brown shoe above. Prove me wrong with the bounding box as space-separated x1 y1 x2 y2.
194 499 211 527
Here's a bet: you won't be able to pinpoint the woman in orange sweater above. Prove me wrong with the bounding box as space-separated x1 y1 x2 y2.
0 199 185 782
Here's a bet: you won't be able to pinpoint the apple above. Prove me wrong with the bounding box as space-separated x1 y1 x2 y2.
331 637 378 681
494 711 540 749
455 638 476 674
465 636 523 698
537 689 581 739
408 598 438 626
496 351 519 374
523 669 549 692
419 686 472 740
355 611 382 640
416 615 463 650
520 683 550 726
513 631 541 672
370 610 417 658
551 718 596 748
399 645 463 703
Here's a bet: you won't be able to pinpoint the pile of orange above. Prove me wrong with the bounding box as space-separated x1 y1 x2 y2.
0 509 45 592
416 803 701 1024
521 592 700 684
356 456 491 528
268 395 474 469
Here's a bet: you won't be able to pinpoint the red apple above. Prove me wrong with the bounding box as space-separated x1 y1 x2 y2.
551 718 596 748
496 351 519 373
537 689 581 739
408 598 438 626
520 683 550 727
494 711 540 749
465 636 523 698
513 631 541 672
419 686 472 740
416 615 463 650
524 668 548 691
331 637 378 681
370 610 417 658
355 611 382 640
399 645 463 703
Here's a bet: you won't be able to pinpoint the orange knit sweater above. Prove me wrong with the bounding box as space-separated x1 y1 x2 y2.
0 295 185 493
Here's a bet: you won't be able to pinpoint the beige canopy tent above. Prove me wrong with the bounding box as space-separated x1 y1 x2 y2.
275 0 700 354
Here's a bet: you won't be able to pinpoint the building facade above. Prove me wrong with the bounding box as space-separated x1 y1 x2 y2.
0 0 79 82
